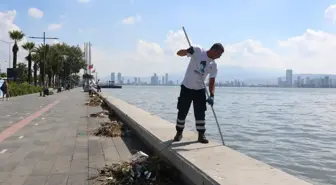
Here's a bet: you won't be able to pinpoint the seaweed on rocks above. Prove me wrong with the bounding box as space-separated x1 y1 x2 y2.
93 121 124 137
92 151 179 185
85 95 102 107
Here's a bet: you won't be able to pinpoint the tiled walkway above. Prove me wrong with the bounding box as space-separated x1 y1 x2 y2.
0 89 135 185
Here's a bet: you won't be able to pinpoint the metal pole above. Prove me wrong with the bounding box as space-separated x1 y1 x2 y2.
8 44 11 68
43 32 46 87
89 42 91 76
28 32 59 87
182 26 226 146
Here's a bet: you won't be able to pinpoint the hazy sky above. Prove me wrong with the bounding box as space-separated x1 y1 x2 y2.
1 0 336 78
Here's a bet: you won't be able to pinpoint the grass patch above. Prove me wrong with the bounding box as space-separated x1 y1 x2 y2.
8 82 42 97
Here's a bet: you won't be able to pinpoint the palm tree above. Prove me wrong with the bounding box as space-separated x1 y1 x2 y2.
35 44 49 86
8 30 25 69
34 43 86 87
31 54 40 86
22 42 35 84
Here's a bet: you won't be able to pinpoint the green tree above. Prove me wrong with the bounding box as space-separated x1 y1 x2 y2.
17 63 28 83
34 44 49 86
8 30 25 69
0 72 6 78
31 54 40 86
69 74 81 86
34 43 86 87
22 42 35 84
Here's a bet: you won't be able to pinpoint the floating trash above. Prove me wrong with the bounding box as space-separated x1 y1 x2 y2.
92 151 179 185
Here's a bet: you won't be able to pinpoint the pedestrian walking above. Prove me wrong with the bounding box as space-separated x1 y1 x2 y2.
1 80 9 101
97 79 101 92
173 43 224 144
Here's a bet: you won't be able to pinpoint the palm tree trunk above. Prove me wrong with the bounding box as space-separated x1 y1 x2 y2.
12 45 18 81
27 54 32 84
40 63 44 86
48 70 52 87
33 63 37 86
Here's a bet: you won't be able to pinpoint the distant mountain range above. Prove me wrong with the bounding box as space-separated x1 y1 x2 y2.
99 66 336 85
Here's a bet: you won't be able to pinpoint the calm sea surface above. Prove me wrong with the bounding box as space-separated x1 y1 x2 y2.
103 86 336 185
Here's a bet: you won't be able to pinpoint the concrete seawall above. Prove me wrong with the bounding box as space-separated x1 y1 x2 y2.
95 91 312 185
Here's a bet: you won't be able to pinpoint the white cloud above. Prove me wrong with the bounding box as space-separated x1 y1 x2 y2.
51 39 60 44
91 25 336 78
324 5 336 24
0 10 28 69
28 8 43 19
4 4 336 80
48 23 62 31
121 15 141 25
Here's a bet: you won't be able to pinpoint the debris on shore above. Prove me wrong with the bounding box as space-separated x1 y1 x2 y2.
92 151 179 185
93 121 124 137
85 95 102 107
89 110 110 118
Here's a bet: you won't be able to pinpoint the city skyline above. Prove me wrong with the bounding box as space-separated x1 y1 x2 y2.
278 69 336 88
102 69 336 89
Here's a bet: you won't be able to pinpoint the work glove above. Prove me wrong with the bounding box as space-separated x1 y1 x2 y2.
207 97 214 107
187 46 194 55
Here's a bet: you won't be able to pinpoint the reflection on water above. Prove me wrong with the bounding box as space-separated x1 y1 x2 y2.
104 86 336 185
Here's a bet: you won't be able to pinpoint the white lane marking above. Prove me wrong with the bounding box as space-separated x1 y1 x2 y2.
0 149 7 154
18 136 24 139
41 117 45 120
9 121 12 124
34 123 39 126
6 115 10 117
19 117 23 119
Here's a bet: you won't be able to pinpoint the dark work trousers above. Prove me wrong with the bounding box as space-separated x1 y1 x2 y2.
176 84 207 134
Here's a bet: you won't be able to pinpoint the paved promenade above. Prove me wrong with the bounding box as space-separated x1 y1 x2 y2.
0 89 134 185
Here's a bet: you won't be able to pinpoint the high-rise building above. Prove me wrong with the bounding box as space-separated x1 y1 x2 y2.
305 77 310 85
277 77 283 86
296 76 301 87
111 72 115 82
165 73 168 85
162 76 164 85
285 69 293 87
324 76 330 87
151 73 159 85
117 72 122 84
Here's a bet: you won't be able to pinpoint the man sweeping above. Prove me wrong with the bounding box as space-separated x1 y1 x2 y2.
174 43 224 144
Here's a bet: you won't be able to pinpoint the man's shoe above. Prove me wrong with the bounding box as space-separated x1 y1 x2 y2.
173 131 183 142
198 133 209 144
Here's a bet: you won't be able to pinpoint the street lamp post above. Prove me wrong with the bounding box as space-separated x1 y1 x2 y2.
0 40 13 68
28 32 59 86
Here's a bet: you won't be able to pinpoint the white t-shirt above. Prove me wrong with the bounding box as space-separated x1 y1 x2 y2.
181 46 218 90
